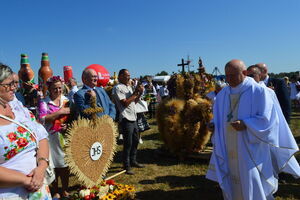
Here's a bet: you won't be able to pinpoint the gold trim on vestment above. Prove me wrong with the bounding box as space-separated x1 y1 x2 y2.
248 128 298 150
243 134 276 191
247 126 299 174
278 151 299 173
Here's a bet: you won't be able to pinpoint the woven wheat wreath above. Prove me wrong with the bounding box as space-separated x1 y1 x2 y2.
64 96 117 187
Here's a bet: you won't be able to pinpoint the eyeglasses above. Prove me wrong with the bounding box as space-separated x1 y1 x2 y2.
247 74 255 78
91 75 98 81
0 81 17 90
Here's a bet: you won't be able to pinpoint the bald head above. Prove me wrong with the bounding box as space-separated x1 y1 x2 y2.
225 59 247 87
82 68 98 88
255 63 268 81
225 59 247 72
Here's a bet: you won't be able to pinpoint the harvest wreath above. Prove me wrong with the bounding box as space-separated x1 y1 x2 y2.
63 95 135 200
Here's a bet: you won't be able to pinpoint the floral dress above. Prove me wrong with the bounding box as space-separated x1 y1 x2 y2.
38 95 69 168
0 110 51 199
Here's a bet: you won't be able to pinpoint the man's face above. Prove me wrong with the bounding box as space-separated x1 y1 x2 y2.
256 64 267 81
12 74 19 90
247 68 261 83
84 70 98 88
225 67 246 87
68 79 75 87
119 70 130 85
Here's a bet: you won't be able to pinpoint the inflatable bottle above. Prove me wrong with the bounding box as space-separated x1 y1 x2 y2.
18 54 35 83
38 53 53 96
63 66 73 83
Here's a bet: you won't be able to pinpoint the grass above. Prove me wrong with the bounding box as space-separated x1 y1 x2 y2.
66 116 300 200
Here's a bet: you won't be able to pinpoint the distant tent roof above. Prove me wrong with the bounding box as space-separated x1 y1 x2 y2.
153 75 171 82
214 75 225 81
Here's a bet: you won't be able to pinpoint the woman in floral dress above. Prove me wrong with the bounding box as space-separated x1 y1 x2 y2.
38 76 70 198
0 63 51 199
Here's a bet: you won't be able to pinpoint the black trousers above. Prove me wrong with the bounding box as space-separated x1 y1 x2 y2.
120 118 139 168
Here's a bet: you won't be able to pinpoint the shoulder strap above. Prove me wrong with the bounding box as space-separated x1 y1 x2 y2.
0 114 39 148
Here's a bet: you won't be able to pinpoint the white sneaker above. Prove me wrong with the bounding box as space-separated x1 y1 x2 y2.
119 134 123 140
139 138 143 144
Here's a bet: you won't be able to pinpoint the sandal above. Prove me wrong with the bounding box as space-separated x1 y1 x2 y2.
53 193 61 199
62 191 70 197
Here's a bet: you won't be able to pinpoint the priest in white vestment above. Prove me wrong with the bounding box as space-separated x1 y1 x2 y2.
206 60 300 200
247 65 300 178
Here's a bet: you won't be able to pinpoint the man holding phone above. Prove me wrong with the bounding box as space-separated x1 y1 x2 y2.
112 69 145 175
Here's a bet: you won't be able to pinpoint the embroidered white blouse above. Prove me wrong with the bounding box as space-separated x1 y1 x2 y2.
0 106 48 198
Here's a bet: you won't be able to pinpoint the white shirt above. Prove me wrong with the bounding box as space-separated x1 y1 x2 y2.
290 82 300 100
263 75 270 86
112 83 137 122
68 85 79 103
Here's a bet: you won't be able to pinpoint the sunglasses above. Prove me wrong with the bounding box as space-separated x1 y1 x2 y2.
247 74 255 78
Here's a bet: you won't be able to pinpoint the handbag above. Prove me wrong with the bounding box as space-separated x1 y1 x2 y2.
0 114 55 185
135 99 149 113
43 153 55 185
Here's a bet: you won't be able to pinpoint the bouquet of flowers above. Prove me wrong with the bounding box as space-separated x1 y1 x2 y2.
50 99 70 133
70 180 136 200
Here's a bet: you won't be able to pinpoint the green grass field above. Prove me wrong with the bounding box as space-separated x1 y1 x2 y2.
66 116 300 200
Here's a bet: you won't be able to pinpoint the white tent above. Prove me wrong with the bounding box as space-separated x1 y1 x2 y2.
153 75 171 83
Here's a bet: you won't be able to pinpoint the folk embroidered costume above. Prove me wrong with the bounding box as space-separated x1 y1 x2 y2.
0 110 51 199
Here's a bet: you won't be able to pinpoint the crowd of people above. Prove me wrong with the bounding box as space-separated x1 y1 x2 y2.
283 75 300 109
0 62 170 199
0 59 300 199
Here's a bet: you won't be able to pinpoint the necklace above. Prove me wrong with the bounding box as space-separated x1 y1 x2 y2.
227 92 242 122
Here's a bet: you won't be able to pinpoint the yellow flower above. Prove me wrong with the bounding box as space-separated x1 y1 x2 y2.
100 194 115 200
126 186 135 192
113 190 120 196
116 191 125 199
107 193 116 199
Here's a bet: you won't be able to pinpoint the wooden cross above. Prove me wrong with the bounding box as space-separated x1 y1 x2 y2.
177 58 190 73
198 57 203 68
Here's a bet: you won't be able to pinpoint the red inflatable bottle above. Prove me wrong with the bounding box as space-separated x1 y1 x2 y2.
63 66 73 83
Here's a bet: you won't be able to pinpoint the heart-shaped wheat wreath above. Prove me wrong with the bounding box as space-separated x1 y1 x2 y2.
64 115 117 187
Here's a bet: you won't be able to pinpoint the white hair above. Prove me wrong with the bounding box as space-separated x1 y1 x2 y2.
0 63 13 83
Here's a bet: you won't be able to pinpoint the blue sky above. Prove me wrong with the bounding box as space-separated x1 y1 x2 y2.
1 0 300 82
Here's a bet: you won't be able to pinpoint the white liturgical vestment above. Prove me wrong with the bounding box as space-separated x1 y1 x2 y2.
206 77 300 200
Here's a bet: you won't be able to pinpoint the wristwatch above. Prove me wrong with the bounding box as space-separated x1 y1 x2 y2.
37 157 49 166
